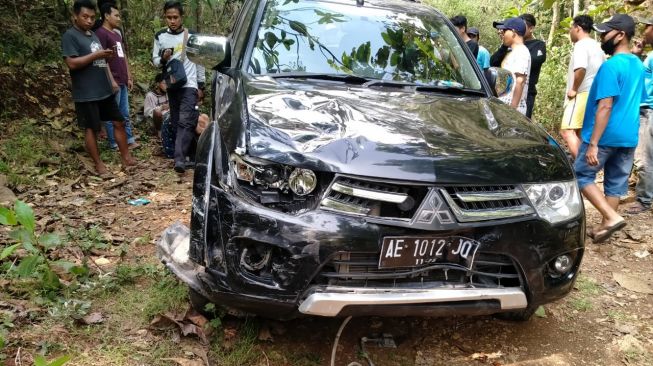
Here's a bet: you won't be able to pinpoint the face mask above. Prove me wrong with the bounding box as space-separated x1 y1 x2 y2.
601 33 619 55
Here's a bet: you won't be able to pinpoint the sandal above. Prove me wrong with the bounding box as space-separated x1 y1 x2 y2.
592 220 627 243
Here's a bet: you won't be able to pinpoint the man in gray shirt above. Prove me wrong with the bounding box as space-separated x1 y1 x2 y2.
62 0 134 176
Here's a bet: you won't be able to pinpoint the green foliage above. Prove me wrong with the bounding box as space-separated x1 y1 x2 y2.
0 200 88 292
33 354 71 366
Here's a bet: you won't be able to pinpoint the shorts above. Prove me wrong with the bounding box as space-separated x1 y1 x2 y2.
74 95 124 132
561 91 588 130
574 142 635 197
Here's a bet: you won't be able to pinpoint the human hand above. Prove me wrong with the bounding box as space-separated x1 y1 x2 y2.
112 80 119 93
197 88 204 102
567 90 577 99
585 144 599 166
161 103 169 111
128 78 134 91
162 48 173 61
95 48 114 60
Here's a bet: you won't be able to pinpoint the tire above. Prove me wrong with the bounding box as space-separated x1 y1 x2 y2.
494 306 537 322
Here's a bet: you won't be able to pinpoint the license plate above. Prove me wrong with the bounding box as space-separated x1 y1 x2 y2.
378 236 479 269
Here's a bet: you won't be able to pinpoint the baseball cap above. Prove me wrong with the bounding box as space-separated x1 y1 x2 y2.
493 17 527 36
467 27 480 36
593 14 636 37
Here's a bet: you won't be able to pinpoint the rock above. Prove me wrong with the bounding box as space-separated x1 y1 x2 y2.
0 186 17 206
613 272 653 294
617 335 645 353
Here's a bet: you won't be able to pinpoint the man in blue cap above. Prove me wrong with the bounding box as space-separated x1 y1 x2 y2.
574 14 646 242
493 17 531 116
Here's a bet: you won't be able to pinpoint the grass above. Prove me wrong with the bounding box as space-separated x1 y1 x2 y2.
575 275 602 296
569 297 593 312
211 318 261 366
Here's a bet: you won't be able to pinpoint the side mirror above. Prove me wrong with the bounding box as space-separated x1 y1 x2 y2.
187 34 231 70
484 67 513 98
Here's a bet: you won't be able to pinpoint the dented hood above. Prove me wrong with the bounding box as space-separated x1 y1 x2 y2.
245 78 571 185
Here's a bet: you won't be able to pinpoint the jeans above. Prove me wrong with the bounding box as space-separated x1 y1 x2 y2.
635 109 653 206
168 87 199 165
105 85 135 148
574 142 635 197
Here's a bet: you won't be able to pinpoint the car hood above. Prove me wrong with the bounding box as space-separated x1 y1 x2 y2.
244 78 571 185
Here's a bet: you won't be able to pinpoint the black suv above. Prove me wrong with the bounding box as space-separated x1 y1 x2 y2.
159 0 585 320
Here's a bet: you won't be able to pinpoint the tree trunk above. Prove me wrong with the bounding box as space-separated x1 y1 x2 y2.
548 2 560 46
196 0 202 32
573 0 580 17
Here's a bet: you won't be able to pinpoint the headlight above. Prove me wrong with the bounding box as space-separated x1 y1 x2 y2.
522 181 581 224
289 169 317 196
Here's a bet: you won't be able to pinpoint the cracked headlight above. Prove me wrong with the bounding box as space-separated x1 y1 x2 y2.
523 181 581 224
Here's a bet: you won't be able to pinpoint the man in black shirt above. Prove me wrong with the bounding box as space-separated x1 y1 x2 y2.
450 15 479 59
490 14 546 119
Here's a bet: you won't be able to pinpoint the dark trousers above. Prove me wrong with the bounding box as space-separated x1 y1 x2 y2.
526 92 536 119
168 87 199 165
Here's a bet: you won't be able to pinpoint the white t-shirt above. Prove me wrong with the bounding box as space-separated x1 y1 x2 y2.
566 37 605 94
499 44 531 115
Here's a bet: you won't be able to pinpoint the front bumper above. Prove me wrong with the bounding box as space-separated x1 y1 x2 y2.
171 173 585 319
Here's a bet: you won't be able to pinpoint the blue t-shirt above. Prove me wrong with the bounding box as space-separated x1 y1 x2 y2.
477 46 490 70
581 53 646 148
642 51 653 108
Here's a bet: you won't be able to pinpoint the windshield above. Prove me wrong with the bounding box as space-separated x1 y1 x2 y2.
247 0 483 90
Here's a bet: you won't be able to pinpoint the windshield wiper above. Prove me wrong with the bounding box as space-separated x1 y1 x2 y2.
268 72 371 84
415 84 486 96
362 79 418 88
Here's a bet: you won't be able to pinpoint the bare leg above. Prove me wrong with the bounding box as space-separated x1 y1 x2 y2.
84 128 108 175
581 184 624 233
112 121 136 167
560 129 581 160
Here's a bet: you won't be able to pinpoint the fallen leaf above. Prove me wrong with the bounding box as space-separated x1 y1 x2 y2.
634 250 650 259
93 257 111 266
78 312 105 325
613 272 653 294
161 358 204 366
258 323 274 342
471 351 503 361
534 305 547 318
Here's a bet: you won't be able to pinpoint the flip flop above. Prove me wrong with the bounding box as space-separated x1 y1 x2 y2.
626 202 650 215
592 220 627 243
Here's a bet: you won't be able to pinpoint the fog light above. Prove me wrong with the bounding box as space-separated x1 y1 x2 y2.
554 255 573 274
289 168 317 196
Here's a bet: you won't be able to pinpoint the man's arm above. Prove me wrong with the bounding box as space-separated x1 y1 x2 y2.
64 50 113 70
567 68 586 99
153 35 162 67
511 73 526 109
490 45 509 67
586 97 612 166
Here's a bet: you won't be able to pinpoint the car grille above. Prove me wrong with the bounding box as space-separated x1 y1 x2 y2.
440 185 535 222
319 176 535 223
316 251 522 289
320 176 429 220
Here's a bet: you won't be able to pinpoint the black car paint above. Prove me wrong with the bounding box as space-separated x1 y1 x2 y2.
185 0 585 318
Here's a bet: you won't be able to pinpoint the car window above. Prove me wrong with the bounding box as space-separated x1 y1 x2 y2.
246 0 482 89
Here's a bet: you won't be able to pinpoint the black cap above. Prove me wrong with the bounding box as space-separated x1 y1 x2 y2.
593 14 636 37
493 17 527 37
467 27 480 36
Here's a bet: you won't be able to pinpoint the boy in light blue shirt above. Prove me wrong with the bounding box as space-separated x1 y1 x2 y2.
467 27 490 70
574 14 646 243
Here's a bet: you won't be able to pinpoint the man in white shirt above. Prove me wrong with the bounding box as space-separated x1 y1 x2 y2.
561 15 605 159
493 17 531 116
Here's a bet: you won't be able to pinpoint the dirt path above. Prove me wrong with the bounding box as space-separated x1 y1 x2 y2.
4 142 653 366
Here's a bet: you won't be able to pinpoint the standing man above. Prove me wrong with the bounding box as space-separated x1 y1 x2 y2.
560 15 605 160
450 15 479 59
493 17 531 115
152 0 205 173
491 14 546 118
62 0 134 176
627 17 653 214
467 27 490 70
96 2 138 150
574 14 646 242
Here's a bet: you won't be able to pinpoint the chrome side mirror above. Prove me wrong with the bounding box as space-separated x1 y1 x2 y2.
187 34 230 70
484 67 514 98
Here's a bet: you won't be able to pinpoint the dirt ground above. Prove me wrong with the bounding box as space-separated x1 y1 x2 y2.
2 138 653 366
